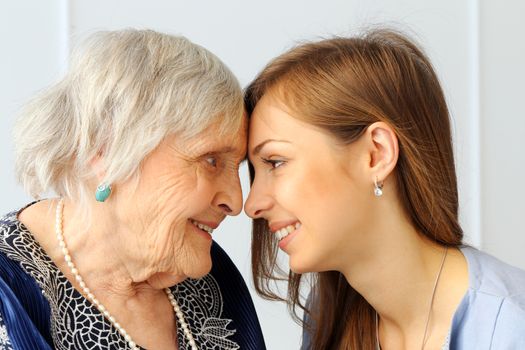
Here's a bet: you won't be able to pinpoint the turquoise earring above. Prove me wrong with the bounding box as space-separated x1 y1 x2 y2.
95 183 112 202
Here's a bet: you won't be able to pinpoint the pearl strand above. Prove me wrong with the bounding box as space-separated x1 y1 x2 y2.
55 199 198 350
165 288 198 349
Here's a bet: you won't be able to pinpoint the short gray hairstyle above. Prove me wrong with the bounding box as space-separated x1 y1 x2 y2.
14 29 244 204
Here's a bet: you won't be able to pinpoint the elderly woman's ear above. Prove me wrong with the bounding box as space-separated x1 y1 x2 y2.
89 153 106 183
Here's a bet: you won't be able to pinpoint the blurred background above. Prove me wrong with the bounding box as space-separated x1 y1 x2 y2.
1 1 524 348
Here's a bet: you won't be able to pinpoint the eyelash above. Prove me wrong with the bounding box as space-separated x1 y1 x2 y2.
261 157 286 171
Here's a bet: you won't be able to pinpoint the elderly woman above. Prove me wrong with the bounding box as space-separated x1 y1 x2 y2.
0 29 265 350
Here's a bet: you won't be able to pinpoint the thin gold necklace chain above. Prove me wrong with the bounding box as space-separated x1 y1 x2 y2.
375 247 449 350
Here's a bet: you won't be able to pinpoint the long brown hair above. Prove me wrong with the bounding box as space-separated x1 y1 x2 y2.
245 29 464 349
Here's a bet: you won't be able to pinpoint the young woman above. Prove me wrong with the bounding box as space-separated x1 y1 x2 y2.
244 29 525 349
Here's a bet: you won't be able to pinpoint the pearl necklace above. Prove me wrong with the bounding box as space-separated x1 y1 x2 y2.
375 247 448 350
55 199 198 350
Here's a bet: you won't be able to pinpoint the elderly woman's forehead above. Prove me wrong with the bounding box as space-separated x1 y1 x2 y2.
167 125 247 153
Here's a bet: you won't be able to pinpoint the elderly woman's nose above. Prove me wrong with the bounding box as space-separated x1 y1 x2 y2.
214 174 243 216
244 183 272 219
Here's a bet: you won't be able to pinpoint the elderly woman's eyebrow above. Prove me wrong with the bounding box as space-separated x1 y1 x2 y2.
203 146 247 163
206 146 242 156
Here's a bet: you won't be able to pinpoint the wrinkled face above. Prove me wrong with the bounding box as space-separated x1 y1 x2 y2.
114 119 247 284
245 94 375 274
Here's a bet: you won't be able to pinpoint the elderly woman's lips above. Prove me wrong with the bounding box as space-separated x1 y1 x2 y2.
190 219 215 234
189 219 219 240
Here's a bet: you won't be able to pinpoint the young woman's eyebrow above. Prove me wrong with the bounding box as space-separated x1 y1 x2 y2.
251 139 291 156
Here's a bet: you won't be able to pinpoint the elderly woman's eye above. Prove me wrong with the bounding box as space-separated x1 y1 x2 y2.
206 156 218 167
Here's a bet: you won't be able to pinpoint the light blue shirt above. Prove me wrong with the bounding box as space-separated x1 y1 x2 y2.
449 246 525 349
301 246 525 349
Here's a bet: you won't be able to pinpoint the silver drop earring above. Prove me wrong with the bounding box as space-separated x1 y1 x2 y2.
374 177 383 197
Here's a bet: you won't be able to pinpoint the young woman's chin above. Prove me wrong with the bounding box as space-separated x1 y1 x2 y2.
288 255 324 275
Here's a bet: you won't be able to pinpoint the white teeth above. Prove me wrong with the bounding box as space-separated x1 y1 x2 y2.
191 220 214 234
274 223 301 241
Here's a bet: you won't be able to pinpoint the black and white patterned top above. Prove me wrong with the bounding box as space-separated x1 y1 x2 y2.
0 206 265 350
0 314 12 349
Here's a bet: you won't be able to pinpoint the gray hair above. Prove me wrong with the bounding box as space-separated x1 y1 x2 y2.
14 29 244 205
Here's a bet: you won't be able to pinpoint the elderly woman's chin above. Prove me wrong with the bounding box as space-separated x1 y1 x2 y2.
186 246 214 279
188 258 213 279
142 228 216 288
147 258 212 289
176 241 214 280
187 260 213 280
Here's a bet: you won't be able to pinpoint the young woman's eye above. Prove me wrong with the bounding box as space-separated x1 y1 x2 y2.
262 158 286 171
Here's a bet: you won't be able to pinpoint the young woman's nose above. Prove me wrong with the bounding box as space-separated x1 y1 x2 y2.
244 183 273 219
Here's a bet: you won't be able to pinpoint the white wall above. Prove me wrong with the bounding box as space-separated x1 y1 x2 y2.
479 0 525 270
0 1 66 211
1 1 523 349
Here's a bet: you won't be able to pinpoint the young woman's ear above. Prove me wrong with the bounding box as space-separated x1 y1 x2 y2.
366 121 399 184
